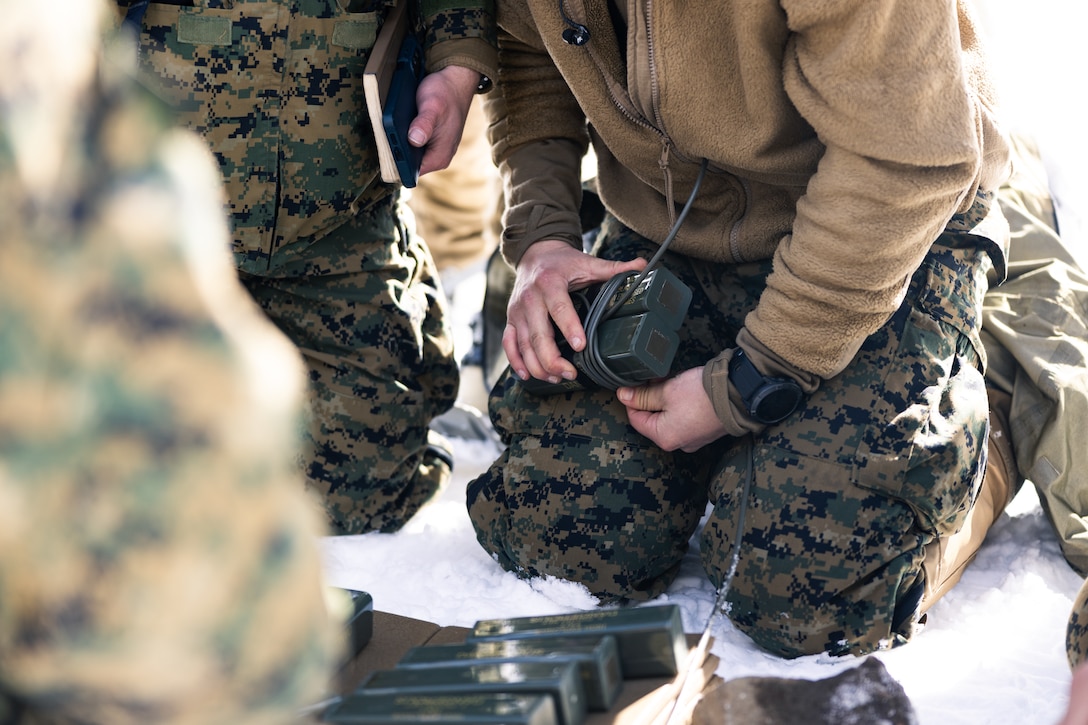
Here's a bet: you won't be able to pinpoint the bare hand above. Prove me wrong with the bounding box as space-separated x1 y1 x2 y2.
409 65 479 175
618 367 728 452
505 241 646 384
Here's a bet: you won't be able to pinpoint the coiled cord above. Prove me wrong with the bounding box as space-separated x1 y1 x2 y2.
577 158 710 389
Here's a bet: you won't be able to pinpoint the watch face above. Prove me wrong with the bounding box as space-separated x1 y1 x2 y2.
751 382 803 424
729 349 804 425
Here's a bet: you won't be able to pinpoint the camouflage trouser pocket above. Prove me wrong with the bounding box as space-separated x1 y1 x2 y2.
701 233 993 658
850 235 992 535
850 315 987 536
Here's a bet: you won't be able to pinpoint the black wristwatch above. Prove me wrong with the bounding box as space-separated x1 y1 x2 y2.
727 348 805 425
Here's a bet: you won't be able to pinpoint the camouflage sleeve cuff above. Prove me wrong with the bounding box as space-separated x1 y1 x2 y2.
420 0 497 77
424 36 498 82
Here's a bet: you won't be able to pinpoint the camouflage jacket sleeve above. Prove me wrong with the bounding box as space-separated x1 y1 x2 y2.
0 6 340 723
419 0 498 81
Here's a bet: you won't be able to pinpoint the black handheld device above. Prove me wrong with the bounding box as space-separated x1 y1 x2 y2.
521 266 693 396
381 32 425 188
520 159 709 397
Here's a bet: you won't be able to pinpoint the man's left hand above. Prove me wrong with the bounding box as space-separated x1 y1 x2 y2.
618 367 728 453
409 65 480 175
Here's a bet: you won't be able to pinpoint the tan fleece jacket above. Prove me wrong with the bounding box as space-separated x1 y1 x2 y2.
485 0 1012 402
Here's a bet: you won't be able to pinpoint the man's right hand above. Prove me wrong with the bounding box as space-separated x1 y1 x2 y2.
503 240 646 385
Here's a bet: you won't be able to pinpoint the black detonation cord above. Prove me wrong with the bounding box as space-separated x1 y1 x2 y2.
577 158 710 390
662 439 754 725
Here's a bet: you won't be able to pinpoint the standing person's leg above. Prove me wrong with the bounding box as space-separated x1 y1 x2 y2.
409 97 501 278
408 98 501 411
242 198 460 534
1065 574 1088 724
702 234 1003 658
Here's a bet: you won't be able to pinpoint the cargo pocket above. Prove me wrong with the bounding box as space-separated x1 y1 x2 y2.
332 0 386 50
176 13 231 44
145 2 233 48
852 239 992 537
332 13 379 50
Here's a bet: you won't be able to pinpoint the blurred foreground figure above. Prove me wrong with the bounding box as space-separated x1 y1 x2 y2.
0 2 339 722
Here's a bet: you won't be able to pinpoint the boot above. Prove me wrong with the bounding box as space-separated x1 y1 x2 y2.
920 386 1022 611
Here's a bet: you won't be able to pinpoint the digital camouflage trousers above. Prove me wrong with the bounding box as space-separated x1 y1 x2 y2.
242 196 459 534
468 215 995 658
1068 580 1088 670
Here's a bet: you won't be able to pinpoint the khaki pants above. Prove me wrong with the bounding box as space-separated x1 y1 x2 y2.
918 131 1088 614
981 133 1088 577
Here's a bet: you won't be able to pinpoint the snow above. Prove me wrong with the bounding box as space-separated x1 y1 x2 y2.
320 3 1088 723
321 444 1084 724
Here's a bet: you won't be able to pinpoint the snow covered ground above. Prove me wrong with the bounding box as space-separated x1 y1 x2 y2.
320 3 1088 723
321 444 1083 724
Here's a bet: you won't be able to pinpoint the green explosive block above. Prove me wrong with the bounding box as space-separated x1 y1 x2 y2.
397 634 622 711
355 660 585 725
468 604 688 679
322 691 557 724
